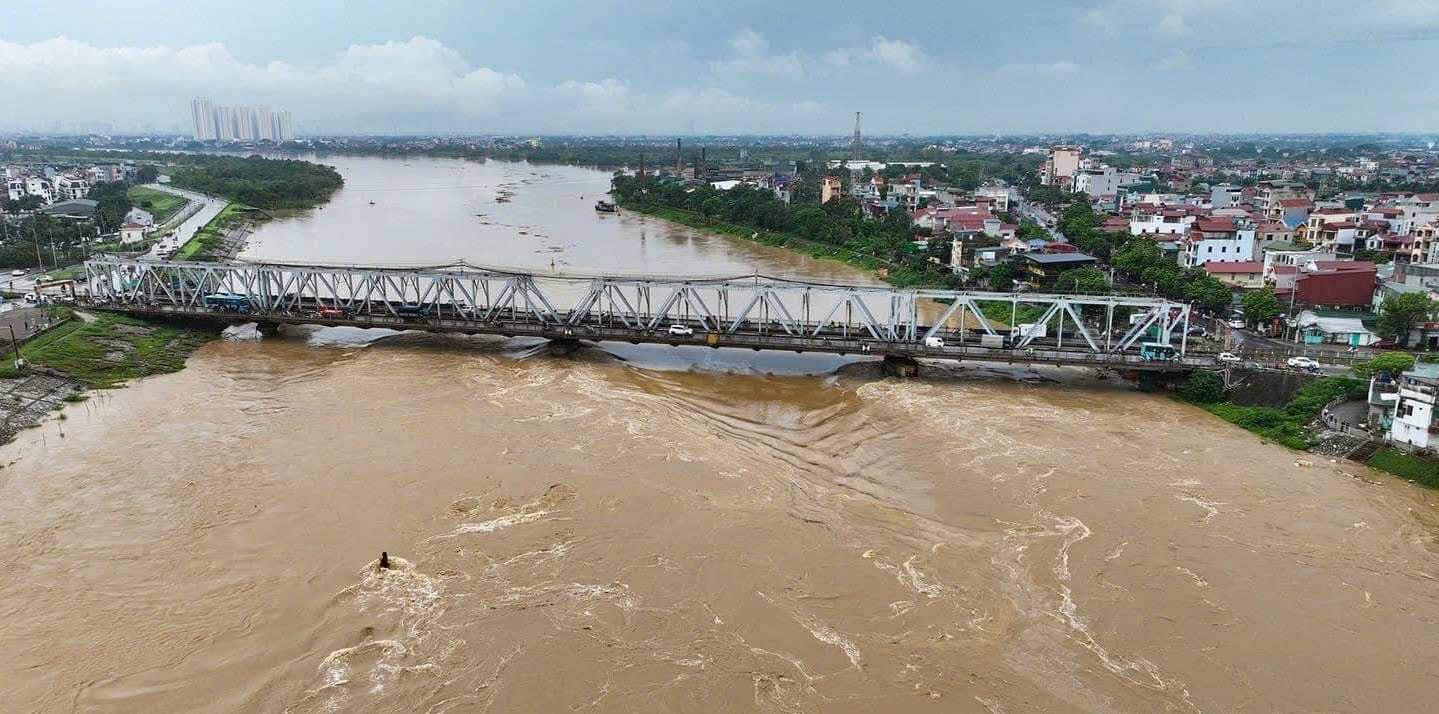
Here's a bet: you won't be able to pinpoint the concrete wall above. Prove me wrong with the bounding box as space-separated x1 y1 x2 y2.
1226 368 1321 408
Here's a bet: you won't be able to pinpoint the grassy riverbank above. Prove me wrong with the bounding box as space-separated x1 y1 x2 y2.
0 310 214 389
127 186 190 223
175 203 262 261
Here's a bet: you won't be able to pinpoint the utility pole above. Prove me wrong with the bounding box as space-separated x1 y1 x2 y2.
851 111 863 162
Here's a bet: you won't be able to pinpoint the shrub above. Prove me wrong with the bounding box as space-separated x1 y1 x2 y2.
1179 372 1227 403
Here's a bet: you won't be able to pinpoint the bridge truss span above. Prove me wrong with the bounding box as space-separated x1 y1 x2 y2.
83 259 1195 365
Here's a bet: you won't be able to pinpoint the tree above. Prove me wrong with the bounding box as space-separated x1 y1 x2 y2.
1377 292 1437 347
987 263 1013 292
1179 372 1227 403
134 165 160 183
1242 287 1283 324
1054 266 1111 294
1352 352 1416 379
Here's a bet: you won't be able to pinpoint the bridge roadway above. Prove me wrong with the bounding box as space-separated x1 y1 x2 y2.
83 258 1205 373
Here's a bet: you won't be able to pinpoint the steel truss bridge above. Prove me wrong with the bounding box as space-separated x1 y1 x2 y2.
83 259 1207 372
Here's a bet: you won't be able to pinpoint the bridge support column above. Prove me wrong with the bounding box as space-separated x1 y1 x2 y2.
255 321 281 337
881 355 919 378
547 338 582 356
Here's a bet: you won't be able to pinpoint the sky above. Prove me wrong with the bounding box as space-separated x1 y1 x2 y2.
2 0 1438 136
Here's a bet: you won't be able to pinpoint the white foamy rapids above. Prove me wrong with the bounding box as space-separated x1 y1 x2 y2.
292 557 452 711
757 591 863 670
1175 494 1222 523
451 509 548 534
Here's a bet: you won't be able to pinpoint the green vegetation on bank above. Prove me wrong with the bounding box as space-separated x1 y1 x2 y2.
175 203 250 261
168 156 343 210
1366 449 1439 489
0 310 213 389
1182 375 1367 450
127 186 189 223
611 173 962 288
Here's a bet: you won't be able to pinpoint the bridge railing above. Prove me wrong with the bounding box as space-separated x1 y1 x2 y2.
83 258 1195 357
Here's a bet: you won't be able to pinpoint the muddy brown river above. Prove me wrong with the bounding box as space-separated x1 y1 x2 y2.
3 157 1438 713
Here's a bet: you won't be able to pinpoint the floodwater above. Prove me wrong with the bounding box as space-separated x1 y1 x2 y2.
3 157 1439 713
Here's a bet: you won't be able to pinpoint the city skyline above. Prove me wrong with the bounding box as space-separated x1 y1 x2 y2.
190 98 295 142
1 1 1438 135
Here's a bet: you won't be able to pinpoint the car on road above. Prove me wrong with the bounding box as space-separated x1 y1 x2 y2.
667 324 694 336
1228 319 1246 329
924 336 945 349
316 306 348 319
10 269 25 277
1371 339 1398 350
1217 352 1242 364
38 275 52 283
1286 356 1321 369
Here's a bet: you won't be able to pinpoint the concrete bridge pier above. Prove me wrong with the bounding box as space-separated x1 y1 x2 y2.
255 321 282 337
547 338 582 356
882 355 920 378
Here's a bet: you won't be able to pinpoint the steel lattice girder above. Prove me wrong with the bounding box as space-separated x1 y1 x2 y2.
82 259 1190 355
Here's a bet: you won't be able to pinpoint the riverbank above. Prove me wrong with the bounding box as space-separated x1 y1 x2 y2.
0 310 213 389
1181 373 1439 488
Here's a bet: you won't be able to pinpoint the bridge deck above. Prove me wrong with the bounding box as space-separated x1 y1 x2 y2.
93 303 1210 372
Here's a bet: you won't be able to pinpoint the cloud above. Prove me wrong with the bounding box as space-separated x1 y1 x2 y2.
867 37 924 72
1000 60 1081 74
555 78 631 114
819 37 925 72
0 36 525 132
657 87 826 132
710 28 804 80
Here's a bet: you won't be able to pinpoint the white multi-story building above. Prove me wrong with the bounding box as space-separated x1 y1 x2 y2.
191 98 217 140
1179 218 1256 268
53 174 90 201
5 178 24 202
1388 366 1439 450
974 186 1011 213
1073 165 1143 198
25 177 54 203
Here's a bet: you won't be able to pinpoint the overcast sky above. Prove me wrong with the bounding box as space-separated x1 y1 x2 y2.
3 0 1438 136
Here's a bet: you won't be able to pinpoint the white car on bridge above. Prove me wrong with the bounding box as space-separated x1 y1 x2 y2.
667 324 694 336
1286 356 1320 370
1216 352 1242 364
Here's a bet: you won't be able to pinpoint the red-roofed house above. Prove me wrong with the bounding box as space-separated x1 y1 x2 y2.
1205 261 1264 289
1294 260 1378 308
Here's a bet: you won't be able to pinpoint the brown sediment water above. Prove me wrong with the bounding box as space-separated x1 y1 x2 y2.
1 157 1437 713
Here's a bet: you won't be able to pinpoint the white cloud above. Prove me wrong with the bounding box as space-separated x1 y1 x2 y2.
710 28 804 80
867 36 924 72
0 36 525 132
822 49 851 67
658 87 825 131
555 78 631 114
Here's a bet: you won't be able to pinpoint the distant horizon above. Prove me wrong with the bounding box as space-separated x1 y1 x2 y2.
3 2 1439 135
3 130 1438 142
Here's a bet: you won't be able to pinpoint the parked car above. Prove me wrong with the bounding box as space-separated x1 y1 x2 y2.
924 336 945 349
38 275 52 282
1228 319 1246 329
1217 352 1242 364
667 324 694 336
1371 339 1398 350
1286 356 1321 369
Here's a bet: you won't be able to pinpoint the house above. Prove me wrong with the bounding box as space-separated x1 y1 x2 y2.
820 176 843 204
1205 261 1264 289
1386 364 1439 450
120 222 148 244
1293 309 1377 347
124 207 155 227
1013 252 1099 289
1179 217 1256 267
1272 198 1312 227
1292 260 1378 308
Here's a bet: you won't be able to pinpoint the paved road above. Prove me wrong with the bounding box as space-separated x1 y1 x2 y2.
139 184 229 259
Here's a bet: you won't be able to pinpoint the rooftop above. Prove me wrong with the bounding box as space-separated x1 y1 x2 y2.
1021 252 1097 265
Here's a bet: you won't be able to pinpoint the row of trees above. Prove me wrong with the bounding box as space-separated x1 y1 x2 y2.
168 156 343 210
611 172 961 287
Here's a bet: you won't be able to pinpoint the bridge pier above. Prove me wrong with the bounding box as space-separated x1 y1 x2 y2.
881 355 920 378
255 321 282 337
547 338 582 356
